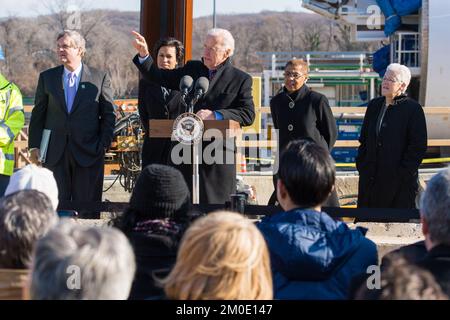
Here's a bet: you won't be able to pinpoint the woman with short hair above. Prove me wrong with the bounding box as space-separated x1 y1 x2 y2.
269 59 338 206
138 38 185 167
356 63 427 208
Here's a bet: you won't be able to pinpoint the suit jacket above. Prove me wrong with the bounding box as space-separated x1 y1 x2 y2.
29 64 116 167
138 79 184 167
356 95 427 208
133 55 255 204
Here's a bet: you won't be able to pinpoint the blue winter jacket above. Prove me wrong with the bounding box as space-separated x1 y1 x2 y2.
257 208 378 300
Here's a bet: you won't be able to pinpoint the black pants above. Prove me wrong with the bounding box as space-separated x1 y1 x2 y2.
0 174 10 197
45 148 104 218
268 175 340 207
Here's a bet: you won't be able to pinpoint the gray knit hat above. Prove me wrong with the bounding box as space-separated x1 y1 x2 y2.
129 164 190 218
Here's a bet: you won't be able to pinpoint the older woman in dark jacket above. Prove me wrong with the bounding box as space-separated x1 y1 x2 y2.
356 63 427 209
113 164 193 300
138 38 185 167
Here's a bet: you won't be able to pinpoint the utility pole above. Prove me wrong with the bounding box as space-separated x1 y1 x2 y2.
213 0 217 28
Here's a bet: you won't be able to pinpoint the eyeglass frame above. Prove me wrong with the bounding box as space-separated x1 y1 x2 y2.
283 71 306 80
56 44 79 51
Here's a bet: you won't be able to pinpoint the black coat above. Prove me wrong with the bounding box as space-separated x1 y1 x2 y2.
417 244 450 297
356 95 427 208
127 231 179 300
269 85 339 207
270 85 337 152
134 55 255 204
138 79 184 167
29 65 116 167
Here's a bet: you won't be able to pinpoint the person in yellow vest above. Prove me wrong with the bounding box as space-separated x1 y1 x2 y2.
0 73 25 196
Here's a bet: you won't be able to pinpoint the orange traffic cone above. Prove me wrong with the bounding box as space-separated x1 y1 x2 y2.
240 155 247 173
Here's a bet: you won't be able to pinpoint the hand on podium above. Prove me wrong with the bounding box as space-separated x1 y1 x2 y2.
196 109 215 120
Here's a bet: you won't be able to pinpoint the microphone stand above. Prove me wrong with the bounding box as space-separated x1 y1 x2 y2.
187 95 200 204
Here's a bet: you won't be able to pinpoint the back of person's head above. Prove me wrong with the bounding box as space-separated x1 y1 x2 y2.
116 164 191 232
30 221 136 300
420 166 450 246
5 164 59 211
278 139 335 207
355 254 448 300
163 211 273 300
0 190 57 269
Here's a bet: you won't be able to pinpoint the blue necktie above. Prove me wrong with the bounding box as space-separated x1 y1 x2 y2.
66 72 77 113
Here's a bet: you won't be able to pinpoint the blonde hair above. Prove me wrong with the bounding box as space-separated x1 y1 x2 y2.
163 211 273 300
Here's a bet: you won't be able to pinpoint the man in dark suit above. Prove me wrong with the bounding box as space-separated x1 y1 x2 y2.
132 28 255 204
28 30 116 218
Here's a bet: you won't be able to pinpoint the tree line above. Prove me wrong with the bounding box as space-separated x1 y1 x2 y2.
0 7 378 99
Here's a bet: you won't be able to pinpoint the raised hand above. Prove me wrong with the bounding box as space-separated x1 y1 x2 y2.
132 30 150 58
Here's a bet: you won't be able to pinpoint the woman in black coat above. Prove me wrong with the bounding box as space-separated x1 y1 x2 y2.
269 59 338 206
138 38 185 168
356 63 427 208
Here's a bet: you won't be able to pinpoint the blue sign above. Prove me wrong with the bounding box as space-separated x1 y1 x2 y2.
0 45 4 60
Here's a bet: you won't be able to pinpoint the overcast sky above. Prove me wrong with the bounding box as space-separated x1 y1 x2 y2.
0 0 310 18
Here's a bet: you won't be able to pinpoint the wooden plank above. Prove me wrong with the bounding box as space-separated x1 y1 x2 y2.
14 141 28 149
236 139 450 148
149 120 241 138
261 106 450 115
237 140 277 148
428 139 450 146
335 140 360 147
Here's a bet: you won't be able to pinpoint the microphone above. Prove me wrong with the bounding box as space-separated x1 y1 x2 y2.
179 75 194 101
193 77 209 101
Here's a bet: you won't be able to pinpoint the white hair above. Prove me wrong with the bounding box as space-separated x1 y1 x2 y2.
30 221 136 300
207 28 235 56
386 63 412 93
420 166 450 245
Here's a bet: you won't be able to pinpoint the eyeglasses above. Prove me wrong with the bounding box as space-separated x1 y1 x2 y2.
203 44 224 53
284 71 304 80
57 44 78 50
382 76 399 83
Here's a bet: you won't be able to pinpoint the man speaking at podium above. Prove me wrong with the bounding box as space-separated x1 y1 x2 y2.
132 28 255 204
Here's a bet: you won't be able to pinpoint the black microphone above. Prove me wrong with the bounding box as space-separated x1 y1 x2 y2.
193 76 209 100
179 75 194 100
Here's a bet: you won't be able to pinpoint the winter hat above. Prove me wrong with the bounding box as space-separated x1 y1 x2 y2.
5 164 59 211
129 164 190 219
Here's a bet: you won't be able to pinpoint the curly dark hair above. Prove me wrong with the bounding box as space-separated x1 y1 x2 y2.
153 37 185 67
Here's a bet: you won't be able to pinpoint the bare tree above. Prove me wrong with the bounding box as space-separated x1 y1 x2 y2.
300 21 325 51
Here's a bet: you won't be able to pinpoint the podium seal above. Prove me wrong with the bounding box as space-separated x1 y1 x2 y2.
172 112 204 145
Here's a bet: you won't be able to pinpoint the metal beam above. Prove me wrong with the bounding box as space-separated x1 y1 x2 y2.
140 0 193 63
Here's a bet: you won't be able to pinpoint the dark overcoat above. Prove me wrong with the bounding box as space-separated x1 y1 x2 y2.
133 55 255 204
356 95 427 208
138 79 184 168
269 85 339 206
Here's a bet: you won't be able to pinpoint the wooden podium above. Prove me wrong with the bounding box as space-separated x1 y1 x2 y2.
149 119 242 204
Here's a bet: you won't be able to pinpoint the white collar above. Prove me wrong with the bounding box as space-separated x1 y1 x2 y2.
63 63 83 79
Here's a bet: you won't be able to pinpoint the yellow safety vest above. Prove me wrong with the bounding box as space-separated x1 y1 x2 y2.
0 74 25 176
